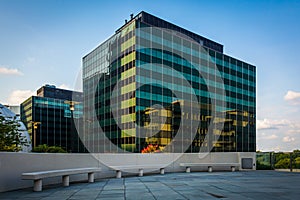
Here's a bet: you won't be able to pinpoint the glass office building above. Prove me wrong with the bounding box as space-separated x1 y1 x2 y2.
21 85 86 152
82 11 256 153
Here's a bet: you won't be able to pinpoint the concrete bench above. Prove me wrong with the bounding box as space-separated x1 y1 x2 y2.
110 165 166 178
180 163 240 173
22 167 102 192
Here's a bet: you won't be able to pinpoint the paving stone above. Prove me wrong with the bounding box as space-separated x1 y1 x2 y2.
2 171 300 199
125 193 155 200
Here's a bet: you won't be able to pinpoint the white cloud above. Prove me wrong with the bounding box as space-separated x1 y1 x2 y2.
7 90 35 105
283 136 295 143
284 90 300 105
287 129 300 135
282 121 300 135
58 84 72 90
257 119 289 130
273 146 283 152
0 66 23 76
289 122 300 129
257 132 278 140
267 134 278 140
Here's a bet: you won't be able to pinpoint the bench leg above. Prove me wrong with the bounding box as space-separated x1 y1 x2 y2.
116 170 122 178
33 179 42 192
160 168 165 175
208 166 212 172
88 172 94 183
62 175 69 187
186 167 191 173
139 169 143 177
231 166 236 172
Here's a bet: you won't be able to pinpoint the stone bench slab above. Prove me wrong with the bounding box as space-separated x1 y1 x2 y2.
180 163 240 167
22 168 102 180
109 165 166 178
22 167 101 192
180 163 240 172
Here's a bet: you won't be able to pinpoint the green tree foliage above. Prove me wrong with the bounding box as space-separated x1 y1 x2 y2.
275 158 290 169
256 161 272 170
274 152 300 169
0 116 29 152
257 151 300 170
256 153 272 170
32 144 67 153
294 157 300 168
275 153 290 162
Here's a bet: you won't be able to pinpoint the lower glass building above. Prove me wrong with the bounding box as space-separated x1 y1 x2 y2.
20 85 86 152
82 11 256 154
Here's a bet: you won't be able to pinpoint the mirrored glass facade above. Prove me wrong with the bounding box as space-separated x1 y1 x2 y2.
83 11 256 153
20 86 85 152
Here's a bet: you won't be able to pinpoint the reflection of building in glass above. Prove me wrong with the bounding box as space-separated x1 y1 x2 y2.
140 101 255 153
20 85 86 152
83 11 256 153
0 103 31 152
3 105 20 116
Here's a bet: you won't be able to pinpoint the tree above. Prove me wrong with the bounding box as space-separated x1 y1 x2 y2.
275 158 290 169
275 152 289 162
32 144 67 153
294 157 300 169
293 149 300 153
0 116 29 152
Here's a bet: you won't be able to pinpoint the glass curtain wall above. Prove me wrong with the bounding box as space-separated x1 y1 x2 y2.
82 16 256 153
21 96 84 152
135 21 255 153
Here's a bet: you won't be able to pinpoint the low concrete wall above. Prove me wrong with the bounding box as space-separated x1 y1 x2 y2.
0 152 255 192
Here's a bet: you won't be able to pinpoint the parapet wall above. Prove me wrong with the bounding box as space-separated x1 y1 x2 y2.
0 152 255 192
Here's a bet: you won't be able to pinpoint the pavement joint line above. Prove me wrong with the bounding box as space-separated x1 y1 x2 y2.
2 171 300 199
87 179 108 199
123 177 126 199
153 177 189 200
137 177 157 200
68 180 108 199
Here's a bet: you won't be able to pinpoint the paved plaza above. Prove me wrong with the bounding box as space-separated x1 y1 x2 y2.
1 171 300 199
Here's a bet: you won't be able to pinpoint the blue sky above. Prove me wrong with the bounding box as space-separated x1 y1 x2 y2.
0 0 300 151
